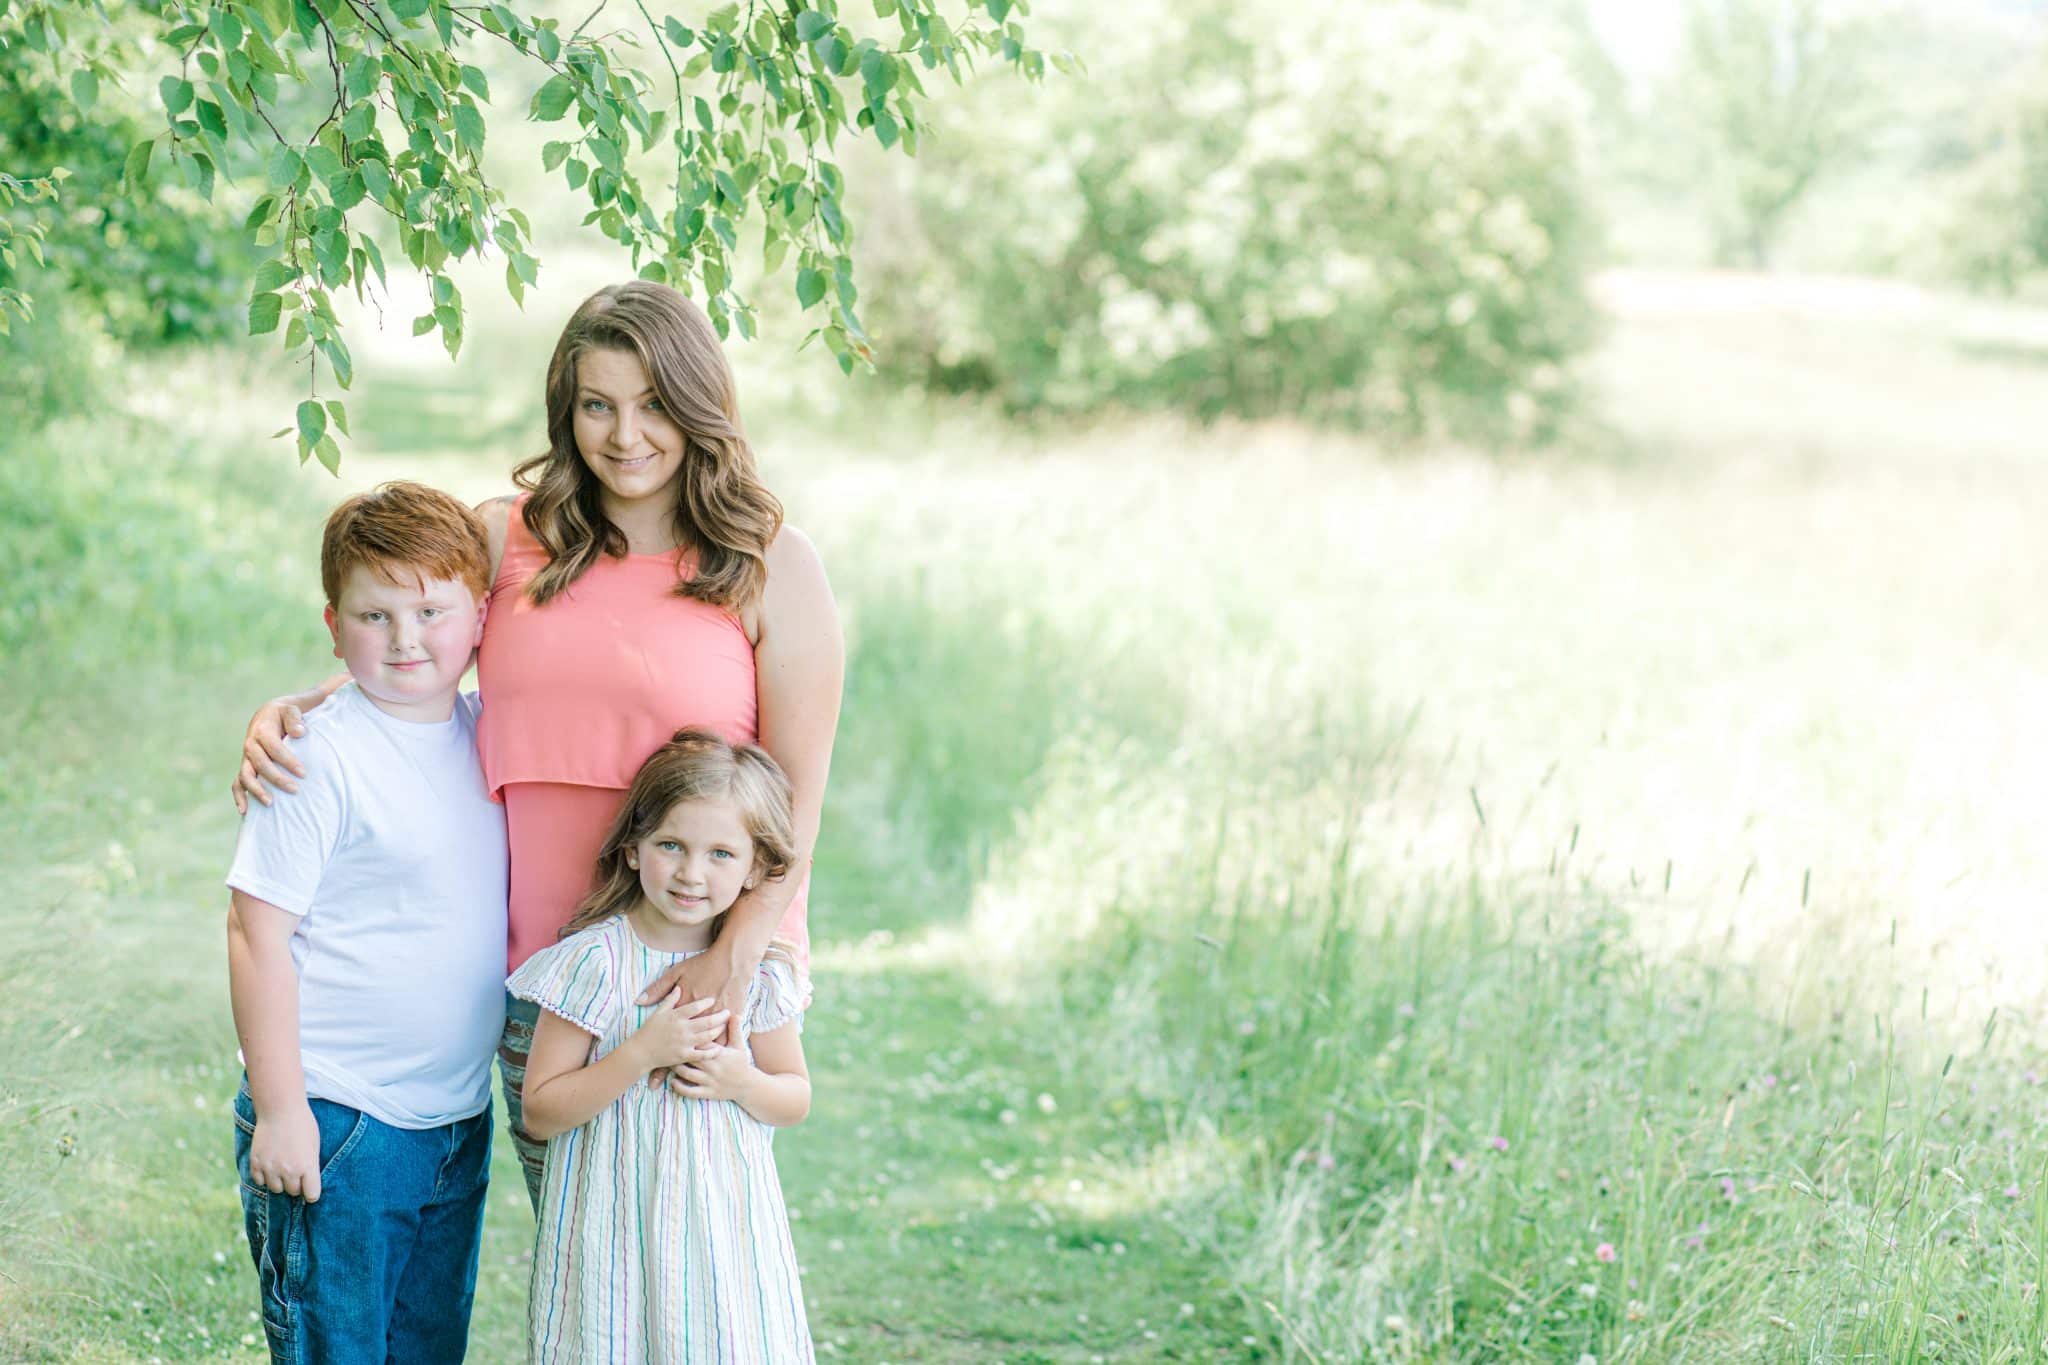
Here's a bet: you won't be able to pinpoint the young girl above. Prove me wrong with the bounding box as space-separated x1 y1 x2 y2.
509 728 814 1362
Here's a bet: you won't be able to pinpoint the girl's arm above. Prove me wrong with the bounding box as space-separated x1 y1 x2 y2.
670 1025 811 1127
638 526 844 1038
231 496 515 815
520 990 730 1141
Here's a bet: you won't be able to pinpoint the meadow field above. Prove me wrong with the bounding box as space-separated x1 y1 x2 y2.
4 266 2047 1361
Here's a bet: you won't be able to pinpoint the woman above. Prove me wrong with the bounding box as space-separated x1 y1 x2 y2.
234 281 844 1203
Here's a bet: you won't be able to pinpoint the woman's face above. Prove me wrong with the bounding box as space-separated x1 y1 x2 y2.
572 346 685 516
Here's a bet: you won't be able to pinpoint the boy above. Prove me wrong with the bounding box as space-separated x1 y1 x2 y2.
225 481 507 1363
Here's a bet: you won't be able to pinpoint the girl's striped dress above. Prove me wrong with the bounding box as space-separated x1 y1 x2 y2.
508 915 813 1364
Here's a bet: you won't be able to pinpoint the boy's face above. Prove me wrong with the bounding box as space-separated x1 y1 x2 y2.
324 565 485 722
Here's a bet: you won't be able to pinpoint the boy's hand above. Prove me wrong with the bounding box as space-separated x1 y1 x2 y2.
249 1102 323 1202
668 1044 756 1104
626 989 729 1076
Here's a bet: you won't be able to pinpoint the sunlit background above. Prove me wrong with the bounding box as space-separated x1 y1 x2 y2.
7 0 2048 1358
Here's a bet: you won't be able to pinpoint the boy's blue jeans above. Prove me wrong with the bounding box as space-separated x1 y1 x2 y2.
232 1078 490 1364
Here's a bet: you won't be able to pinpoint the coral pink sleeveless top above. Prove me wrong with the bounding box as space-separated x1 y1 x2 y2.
478 498 808 959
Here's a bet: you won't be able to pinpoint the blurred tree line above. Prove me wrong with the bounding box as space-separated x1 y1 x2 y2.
4 0 2045 445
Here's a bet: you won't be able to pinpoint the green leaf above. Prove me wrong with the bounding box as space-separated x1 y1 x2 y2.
662 16 694 45
795 9 831 41
359 159 391 202
248 291 283 334
412 313 437 336
872 108 898 148
815 35 845 73
342 101 378 140
459 64 491 100
187 151 217 201
325 400 351 436
454 102 487 153
713 170 742 207
305 144 345 181
195 100 228 141
388 0 428 19
320 338 354 388
314 434 342 475
985 0 1011 20
267 145 304 188
160 76 194 114
70 68 99 111
795 267 826 309
531 74 576 121
541 140 570 172
344 53 379 99
252 258 295 292
331 171 367 210
536 24 561 62
122 138 155 191
297 399 328 448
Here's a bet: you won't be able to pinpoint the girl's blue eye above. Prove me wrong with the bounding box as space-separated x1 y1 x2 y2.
421 608 441 619
364 611 386 623
711 848 734 860
657 840 680 852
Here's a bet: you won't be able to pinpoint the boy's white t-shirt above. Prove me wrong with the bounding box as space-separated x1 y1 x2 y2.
227 682 509 1130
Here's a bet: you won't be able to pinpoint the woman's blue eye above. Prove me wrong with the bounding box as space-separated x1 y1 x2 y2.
646 399 664 414
582 398 610 413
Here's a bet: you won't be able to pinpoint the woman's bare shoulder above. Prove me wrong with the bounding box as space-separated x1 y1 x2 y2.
477 495 520 579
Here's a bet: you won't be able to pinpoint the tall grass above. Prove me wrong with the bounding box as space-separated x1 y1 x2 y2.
777 275 2048 1355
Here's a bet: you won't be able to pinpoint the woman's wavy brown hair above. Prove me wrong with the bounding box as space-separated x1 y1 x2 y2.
512 282 783 611
559 727 798 943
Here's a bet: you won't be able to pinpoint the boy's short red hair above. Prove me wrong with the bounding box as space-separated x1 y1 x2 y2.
320 481 492 607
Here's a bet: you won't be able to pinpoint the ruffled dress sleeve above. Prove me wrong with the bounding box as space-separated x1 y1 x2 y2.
507 924 619 1037
745 955 806 1038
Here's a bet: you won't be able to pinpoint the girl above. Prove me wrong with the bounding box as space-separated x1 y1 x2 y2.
509 727 813 1362
232 281 845 1204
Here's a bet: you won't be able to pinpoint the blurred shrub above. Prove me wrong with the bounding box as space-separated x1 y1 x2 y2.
859 0 1596 439
1937 54 2048 294
0 55 256 350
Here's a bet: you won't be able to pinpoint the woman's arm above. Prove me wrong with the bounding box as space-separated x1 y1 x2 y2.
670 1024 810 1127
519 990 729 1140
639 526 845 1039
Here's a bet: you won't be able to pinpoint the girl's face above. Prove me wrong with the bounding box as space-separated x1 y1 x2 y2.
623 797 757 950
572 346 686 518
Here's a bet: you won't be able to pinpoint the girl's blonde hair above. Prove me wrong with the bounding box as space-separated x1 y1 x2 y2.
512 282 784 612
560 728 798 941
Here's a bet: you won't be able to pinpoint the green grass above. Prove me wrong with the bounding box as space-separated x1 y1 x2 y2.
7 267 2048 1360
